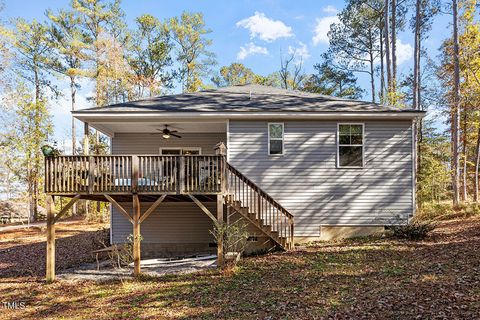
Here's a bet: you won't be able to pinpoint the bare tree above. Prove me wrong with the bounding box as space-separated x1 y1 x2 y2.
279 52 306 90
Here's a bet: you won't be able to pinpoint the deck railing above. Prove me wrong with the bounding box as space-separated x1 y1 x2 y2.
45 155 225 195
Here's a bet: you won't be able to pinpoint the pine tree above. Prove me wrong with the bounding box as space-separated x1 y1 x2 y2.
328 0 382 102
129 14 173 97
169 12 216 93
302 52 364 99
12 19 57 221
47 9 89 155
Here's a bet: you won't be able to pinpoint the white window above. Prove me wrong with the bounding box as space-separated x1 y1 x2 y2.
159 147 201 155
337 123 364 168
268 123 284 155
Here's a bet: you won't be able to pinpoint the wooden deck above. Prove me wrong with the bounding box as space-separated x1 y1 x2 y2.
43 150 294 281
45 155 226 198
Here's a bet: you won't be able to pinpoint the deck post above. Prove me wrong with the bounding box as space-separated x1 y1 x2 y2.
132 194 141 276
46 195 56 282
217 194 224 268
83 122 89 216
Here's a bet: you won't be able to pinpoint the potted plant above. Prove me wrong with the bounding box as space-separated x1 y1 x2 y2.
41 142 61 157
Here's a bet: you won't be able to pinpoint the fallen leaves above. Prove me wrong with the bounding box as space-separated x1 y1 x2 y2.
1 216 480 319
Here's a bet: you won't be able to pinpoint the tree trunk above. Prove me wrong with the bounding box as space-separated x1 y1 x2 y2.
369 50 376 103
413 0 421 111
391 0 397 93
384 0 392 99
452 0 461 207
70 76 78 216
379 27 385 103
71 77 76 155
474 126 480 202
32 68 40 221
462 111 468 201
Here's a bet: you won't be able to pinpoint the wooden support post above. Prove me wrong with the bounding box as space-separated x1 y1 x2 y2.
84 122 90 217
217 194 224 268
132 194 141 276
46 195 56 282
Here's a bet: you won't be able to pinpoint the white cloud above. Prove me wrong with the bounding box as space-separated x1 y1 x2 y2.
237 42 269 60
236 12 293 42
312 15 339 46
288 42 311 64
323 5 338 14
396 39 413 65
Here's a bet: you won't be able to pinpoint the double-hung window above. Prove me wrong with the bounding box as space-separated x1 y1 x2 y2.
337 123 364 168
268 123 284 155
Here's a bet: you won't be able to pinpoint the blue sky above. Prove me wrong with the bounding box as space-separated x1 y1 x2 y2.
2 0 452 149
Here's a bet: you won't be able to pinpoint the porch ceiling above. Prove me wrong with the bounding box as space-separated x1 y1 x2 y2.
87 121 227 137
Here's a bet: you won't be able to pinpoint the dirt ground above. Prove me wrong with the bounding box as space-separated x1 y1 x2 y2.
1 217 480 319
0 221 109 277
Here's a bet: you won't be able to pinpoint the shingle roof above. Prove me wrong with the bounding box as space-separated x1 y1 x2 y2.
74 84 422 113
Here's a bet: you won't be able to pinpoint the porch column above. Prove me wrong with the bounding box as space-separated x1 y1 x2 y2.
46 195 55 282
133 194 141 276
83 122 89 155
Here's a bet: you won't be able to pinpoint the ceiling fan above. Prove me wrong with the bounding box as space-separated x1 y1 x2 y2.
152 125 182 139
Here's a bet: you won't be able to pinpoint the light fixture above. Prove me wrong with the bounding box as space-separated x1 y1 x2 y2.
162 133 170 139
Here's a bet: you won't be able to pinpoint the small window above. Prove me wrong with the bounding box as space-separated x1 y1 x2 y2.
268 123 284 155
337 124 364 168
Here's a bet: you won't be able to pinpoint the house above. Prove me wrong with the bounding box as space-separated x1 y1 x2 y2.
43 84 425 281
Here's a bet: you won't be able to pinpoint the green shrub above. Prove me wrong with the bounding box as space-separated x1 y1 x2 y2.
390 221 435 240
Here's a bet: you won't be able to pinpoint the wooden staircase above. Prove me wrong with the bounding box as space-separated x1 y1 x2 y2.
225 163 294 250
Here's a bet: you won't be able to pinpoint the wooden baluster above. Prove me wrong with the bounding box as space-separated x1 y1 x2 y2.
53 157 57 193
171 157 174 191
185 156 189 192
132 156 138 193
148 156 152 191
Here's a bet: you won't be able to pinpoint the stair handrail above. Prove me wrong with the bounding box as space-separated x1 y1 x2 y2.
226 162 294 219
226 162 294 249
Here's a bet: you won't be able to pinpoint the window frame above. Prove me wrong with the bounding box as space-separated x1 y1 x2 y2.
268 122 285 156
159 147 202 155
336 123 365 168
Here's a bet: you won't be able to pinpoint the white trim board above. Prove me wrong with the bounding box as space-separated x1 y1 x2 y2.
73 111 426 122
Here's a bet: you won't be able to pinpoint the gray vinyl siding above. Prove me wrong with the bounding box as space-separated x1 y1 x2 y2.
112 132 226 155
228 120 413 237
110 132 225 244
111 202 215 244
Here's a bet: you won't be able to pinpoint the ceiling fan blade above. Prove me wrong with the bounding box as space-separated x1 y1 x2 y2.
170 133 182 138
